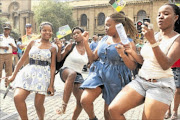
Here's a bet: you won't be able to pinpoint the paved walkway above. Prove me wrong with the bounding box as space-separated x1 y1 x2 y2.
0 70 179 120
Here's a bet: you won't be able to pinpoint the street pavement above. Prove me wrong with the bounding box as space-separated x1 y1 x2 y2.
0 69 179 120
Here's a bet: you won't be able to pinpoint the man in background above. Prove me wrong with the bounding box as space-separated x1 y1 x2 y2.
0 22 17 82
20 23 38 65
90 35 99 52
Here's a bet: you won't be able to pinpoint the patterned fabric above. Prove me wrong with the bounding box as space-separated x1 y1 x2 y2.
12 40 51 95
80 36 132 105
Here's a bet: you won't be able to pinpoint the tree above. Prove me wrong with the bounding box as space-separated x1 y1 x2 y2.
33 0 77 39
0 17 8 34
0 17 20 40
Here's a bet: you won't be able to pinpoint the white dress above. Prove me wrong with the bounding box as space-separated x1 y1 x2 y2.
13 40 51 95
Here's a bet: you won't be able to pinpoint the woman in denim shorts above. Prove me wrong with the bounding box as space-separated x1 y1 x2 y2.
108 4 180 120
165 59 180 119
55 27 90 120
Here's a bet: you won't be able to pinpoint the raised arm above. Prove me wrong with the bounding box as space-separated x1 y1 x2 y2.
116 43 137 70
124 43 144 64
81 31 99 64
143 25 180 70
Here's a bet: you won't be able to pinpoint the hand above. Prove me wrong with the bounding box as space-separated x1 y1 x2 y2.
5 75 15 88
9 43 13 46
141 23 156 44
115 43 125 57
82 31 89 43
54 38 62 48
123 43 133 54
47 86 54 96
3 46 9 50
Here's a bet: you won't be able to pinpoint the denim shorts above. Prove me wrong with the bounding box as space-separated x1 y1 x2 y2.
172 67 180 88
128 75 176 105
59 67 84 84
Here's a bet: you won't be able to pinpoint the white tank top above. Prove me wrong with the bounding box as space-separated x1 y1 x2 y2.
62 46 88 73
138 33 180 80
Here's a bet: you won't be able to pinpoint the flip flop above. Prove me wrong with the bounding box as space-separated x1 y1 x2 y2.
171 112 178 120
164 112 171 119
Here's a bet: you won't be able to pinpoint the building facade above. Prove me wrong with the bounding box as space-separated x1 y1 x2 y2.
69 0 179 38
0 0 34 36
1 0 179 38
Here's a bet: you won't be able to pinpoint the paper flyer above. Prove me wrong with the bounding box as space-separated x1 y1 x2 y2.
56 25 72 39
115 23 129 44
109 0 126 12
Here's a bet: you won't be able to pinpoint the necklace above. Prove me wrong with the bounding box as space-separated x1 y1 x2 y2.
76 46 85 55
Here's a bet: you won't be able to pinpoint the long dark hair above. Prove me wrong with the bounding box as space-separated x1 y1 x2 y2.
165 3 180 33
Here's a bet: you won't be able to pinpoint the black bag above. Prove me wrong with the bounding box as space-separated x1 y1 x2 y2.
56 43 76 74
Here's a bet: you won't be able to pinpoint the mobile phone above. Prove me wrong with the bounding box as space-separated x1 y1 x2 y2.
143 18 150 27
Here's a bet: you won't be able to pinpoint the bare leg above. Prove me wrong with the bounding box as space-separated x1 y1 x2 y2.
57 69 77 114
14 88 30 120
108 86 144 119
104 103 111 120
171 88 180 119
34 93 45 120
72 84 83 120
164 105 171 119
81 87 102 119
142 97 169 120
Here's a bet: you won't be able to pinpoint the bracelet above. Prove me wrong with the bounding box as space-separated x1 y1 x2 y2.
150 42 160 48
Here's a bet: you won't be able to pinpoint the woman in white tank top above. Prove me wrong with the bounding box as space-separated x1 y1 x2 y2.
55 27 89 119
108 4 180 120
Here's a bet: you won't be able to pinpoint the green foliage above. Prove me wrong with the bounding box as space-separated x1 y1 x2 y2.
10 29 20 40
0 17 20 39
0 17 8 34
33 0 77 39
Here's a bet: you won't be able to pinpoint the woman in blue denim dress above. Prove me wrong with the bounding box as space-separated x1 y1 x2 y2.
80 13 137 120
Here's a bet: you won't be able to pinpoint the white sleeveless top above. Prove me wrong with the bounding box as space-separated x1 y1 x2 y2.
138 34 180 80
62 46 88 73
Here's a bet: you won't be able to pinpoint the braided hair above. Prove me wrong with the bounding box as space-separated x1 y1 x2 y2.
109 12 137 39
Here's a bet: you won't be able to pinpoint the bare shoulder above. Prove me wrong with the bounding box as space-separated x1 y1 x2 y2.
50 45 57 53
28 40 36 46
65 43 73 51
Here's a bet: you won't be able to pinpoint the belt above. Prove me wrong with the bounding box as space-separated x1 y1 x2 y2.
29 58 49 66
139 76 157 83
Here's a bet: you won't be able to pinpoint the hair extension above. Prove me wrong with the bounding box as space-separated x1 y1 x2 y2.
110 13 137 39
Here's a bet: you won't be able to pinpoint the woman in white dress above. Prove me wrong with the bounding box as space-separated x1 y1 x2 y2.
5 22 57 120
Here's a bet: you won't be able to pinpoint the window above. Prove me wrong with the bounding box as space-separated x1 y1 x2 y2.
98 12 105 26
137 10 146 22
81 14 87 26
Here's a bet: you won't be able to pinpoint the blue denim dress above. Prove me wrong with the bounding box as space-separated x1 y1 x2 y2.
80 36 132 105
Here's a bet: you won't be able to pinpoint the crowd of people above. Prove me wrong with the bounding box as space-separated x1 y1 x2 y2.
0 3 180 120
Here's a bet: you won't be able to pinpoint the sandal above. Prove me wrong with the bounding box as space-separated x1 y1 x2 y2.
171 112 178 120
56 101 67 115
164 112 171 119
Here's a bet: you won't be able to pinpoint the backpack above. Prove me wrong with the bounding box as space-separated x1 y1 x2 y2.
56 43 76 74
